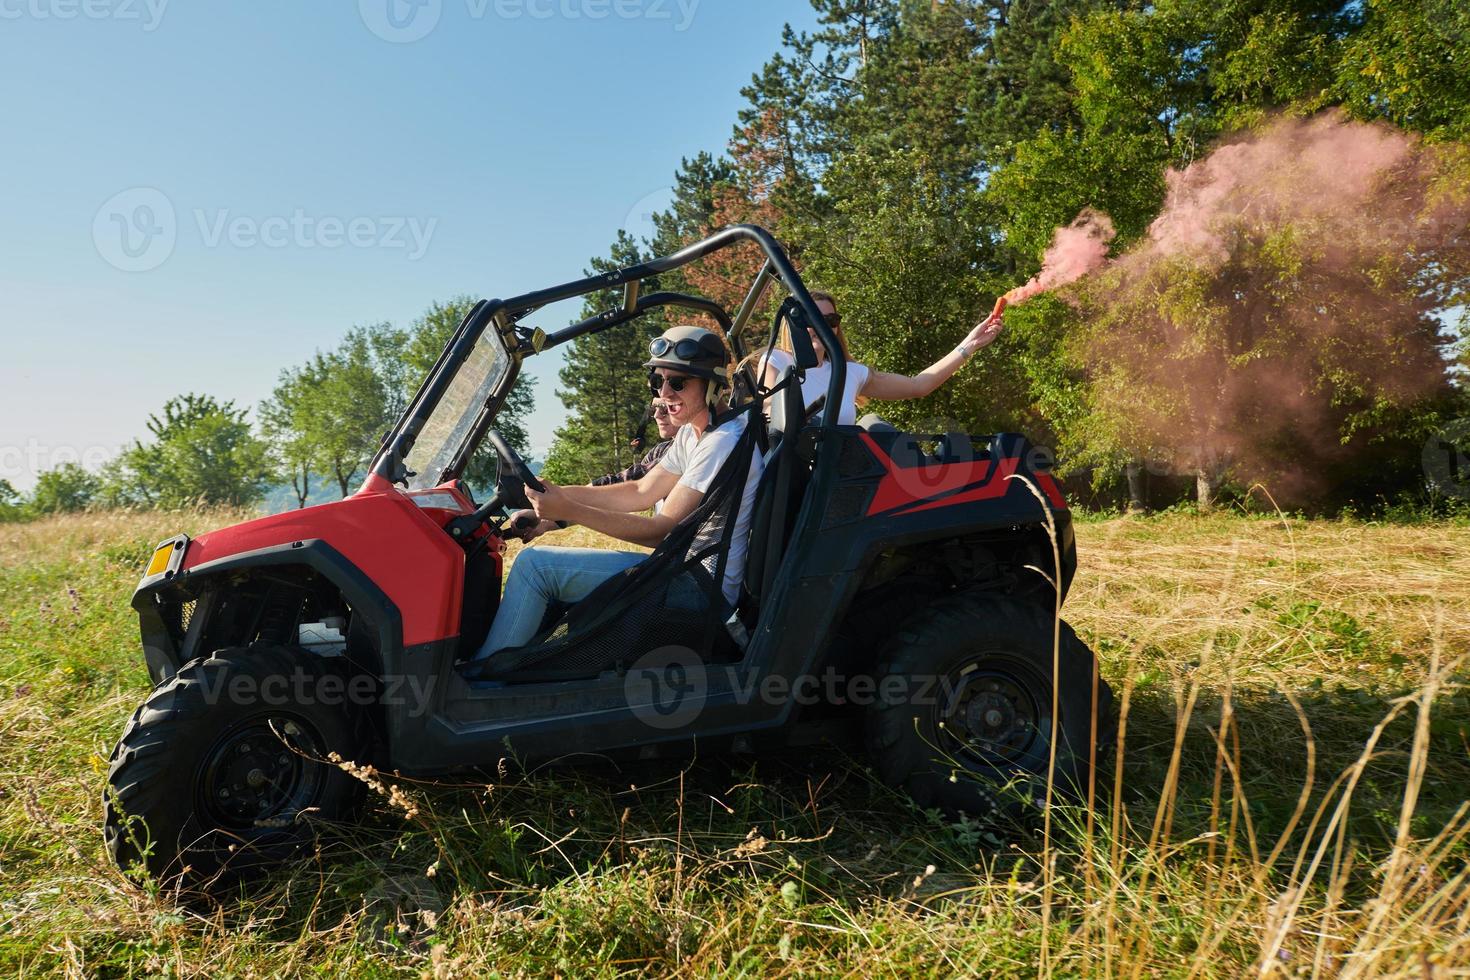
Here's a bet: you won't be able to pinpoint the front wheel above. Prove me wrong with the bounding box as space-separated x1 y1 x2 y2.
865 594 1112 822
104 645 372 892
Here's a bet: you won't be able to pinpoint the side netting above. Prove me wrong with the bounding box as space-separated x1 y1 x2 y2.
466 407 759 682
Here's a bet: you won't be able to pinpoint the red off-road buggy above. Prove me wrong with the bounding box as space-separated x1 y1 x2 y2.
105 225 1111 889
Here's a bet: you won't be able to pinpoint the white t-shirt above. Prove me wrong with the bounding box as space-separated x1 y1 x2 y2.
659 415 765 605
759 348 871 426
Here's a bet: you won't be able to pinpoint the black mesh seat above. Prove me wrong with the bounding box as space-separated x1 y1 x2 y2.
463 407 760 683
738 363 811 626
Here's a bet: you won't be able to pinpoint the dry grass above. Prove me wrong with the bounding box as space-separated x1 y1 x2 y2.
0 507 1466 977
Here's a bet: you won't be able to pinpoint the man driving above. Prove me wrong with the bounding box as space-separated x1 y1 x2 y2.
511 394 686 544
472 325 763 662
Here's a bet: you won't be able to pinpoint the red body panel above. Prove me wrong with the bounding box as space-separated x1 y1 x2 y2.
859 434 1068 517
180 487 477 647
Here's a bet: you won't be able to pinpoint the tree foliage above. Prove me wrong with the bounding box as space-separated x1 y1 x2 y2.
0 479 21 522
29 463 101 516
105 394 271 508
649 0 1468 511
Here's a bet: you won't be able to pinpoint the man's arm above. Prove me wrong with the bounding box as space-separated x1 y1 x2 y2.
558 465 678 513
509 446 679 542
529 481 704 549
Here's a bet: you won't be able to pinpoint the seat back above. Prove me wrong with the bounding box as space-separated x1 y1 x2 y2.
741 364 810 618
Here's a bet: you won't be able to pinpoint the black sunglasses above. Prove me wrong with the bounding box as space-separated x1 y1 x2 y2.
824 311 842 328
651 402 671 417
649 372 695 395
649 337 708 360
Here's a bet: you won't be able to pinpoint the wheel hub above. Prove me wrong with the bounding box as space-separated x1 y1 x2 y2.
940 667 1041 766
200 719 322 830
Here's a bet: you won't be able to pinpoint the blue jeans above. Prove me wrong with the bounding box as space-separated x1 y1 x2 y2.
474 546 709 662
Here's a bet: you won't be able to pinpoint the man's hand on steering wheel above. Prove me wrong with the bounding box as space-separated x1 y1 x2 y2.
525 480 574 523
444 429 545 544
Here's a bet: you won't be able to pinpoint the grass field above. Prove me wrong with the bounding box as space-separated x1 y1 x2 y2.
1 507 1467 977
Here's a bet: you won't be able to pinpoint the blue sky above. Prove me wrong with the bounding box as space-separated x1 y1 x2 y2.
0 0 821 491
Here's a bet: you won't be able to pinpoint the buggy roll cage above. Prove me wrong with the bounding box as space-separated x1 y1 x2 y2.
364 224 844 492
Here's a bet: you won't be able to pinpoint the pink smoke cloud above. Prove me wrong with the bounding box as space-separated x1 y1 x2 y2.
1004 208 1117 307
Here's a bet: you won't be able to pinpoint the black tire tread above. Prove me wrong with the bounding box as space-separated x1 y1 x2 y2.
863 593 1113 817
103 645 371 890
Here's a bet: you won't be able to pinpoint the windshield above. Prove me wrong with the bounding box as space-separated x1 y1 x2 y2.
403 328 511 489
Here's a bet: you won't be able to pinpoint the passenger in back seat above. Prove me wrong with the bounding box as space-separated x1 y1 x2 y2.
471 326 764 662
756 291 1006 426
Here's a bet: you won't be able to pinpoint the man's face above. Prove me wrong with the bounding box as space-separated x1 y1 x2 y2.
650 368 708 428
650 398 679 440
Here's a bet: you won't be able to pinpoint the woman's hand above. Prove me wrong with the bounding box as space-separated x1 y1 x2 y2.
963 311 1006 352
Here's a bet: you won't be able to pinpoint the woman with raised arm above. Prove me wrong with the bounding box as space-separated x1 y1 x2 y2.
756 291 1005 425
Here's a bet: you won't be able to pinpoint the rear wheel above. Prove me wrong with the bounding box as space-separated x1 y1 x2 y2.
865 594 1112 821
104 645 372 892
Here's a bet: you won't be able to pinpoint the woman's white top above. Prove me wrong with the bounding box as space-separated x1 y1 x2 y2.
758 348 871 427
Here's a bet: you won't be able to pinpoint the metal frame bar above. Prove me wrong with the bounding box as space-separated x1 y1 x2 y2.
368 224 839 487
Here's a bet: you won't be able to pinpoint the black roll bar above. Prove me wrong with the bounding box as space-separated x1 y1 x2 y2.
369 224 841 486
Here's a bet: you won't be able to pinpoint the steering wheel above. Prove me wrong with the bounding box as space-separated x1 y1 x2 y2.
443 429 545 542
483 428 544 509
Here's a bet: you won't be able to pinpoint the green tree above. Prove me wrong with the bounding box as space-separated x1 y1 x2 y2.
259 362 322 509
1334 0 1470 140
974 0 1108 159
357 321 414 426
540 233 663 485
311 333 392 497
261 322 414 502
28 462 101 515
1049 125 1465 511
799 147 1030 435
0 479 24 522
107 394 271 508
649 152 737 264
